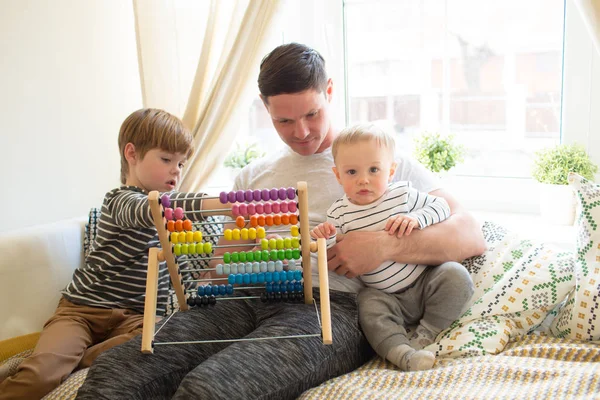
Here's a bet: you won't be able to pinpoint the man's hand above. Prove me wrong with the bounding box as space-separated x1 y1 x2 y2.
310 222 337 239
327 231 388 278
385 215 418 237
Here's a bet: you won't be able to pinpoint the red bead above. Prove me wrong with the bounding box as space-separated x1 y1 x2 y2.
290 214 298 225
273 215 281 226
265 215 274 226
183 220 192 231
236 216 245 228
258 215 266 226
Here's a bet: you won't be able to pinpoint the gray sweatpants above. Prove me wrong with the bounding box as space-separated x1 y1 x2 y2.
357 261 474 359
76 289 373 400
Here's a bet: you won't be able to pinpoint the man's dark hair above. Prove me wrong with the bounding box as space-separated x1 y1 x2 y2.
258 43 328 102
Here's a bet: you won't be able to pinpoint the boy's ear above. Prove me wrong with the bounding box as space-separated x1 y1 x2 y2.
124 143 138 165
388 162 397 182
325 78 333 102
332 166 342 184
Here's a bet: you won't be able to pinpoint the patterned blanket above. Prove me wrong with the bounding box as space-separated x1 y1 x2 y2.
299 334 600 399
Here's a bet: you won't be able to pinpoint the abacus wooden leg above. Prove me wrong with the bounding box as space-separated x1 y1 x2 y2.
141 247 160 354
296 181 313 304
317 238 332 345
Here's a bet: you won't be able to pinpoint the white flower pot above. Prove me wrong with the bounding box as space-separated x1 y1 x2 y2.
539 183 576 225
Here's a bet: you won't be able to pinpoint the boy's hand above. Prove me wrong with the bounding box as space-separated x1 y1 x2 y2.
310 222 336 239
385 215 419 237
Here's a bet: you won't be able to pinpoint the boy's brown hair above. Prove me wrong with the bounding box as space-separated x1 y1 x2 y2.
332 123 396 163
258 43 328 102
118 108 194 184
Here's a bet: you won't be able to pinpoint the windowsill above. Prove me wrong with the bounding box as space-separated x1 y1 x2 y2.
471 210 576 252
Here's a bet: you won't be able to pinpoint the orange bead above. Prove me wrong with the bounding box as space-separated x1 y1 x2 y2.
183 220 192 231
289 214 298 225
273 214 281 226
236 216 245 228
250 215 258 227
175 220 183 232
167 220 175 232
265 215 274 226
281 214 290 225
258 215 266 226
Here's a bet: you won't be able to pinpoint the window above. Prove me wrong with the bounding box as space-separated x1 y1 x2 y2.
344 0 565 180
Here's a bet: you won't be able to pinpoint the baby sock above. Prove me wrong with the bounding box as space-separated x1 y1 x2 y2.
386 344 435 371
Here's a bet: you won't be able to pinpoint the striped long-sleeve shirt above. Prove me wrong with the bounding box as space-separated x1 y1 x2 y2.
62 186 206 314
326 181 450 293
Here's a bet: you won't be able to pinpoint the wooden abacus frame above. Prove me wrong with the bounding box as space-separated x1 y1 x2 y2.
141 182 332 353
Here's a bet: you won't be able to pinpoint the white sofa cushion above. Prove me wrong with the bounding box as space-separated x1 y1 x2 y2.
0 217 86 340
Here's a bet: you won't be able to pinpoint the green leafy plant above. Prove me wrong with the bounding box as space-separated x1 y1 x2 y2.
413 132 465 173
224 141 265 169
531 143 598 185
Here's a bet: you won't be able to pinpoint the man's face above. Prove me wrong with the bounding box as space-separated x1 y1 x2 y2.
263 80 334 156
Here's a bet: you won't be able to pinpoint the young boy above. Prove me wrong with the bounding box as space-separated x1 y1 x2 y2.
311 123 474 372
0 108 226 400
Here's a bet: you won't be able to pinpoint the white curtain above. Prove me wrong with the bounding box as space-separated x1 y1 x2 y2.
133 0 282 191
574 0 600 56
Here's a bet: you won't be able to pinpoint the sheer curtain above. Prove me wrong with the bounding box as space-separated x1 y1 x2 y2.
133 0 282 191
574 0 600 55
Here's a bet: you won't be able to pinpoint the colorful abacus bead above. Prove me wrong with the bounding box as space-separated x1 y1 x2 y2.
164 207 173 220
219 192 228 204
160 194 171 208
174 207 184 220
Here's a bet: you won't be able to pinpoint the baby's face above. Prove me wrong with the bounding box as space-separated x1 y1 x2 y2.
333 140 396 205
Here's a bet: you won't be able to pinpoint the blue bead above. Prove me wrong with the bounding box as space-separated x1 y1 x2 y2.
212 285 220 295
287 282 294 292
243 273 251 284
280 283 288 292
257 272 265 283
198 286 205 296
280 271 288 282
273 283 280 292
226 284 234 294
273 271 280 282
294 271 302 281
228 275 235 284
250 273 258 283
265 272 273 283
219 284 226 295
266 283 273 293
235 274 243 284
294 282 302 292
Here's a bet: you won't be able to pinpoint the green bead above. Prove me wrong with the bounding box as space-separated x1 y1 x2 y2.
292 249 301 259
239 252 246 262
278 250 285 260
173 244 182 256
270 250 278 261
231 252 239 263
262 250 269 261
285 249 292 259
223 252 231 263
246 252 254 262
255 250 262 261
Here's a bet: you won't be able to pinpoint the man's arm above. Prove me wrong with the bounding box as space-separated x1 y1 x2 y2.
327 189 486 278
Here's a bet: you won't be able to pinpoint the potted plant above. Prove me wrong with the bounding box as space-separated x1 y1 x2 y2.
413 132 465 175
531 143 598 225
223 140 265 177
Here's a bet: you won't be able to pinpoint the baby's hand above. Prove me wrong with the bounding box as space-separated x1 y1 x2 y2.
310 222 336 239
385 215 419 237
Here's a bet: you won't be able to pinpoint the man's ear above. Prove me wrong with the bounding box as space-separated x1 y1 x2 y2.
325 78 333 102
388 162 397 182
332 166 342 184
124 143 138 165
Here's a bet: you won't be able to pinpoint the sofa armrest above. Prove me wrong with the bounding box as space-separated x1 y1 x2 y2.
0 217 86 341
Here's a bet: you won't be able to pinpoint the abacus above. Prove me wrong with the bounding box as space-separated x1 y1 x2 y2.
141 182 332 353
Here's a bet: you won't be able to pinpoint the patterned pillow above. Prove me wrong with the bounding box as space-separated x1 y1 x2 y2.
550 173 600 340
428 221 575 359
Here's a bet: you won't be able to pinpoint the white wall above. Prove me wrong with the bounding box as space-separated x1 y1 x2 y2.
0 0 142 232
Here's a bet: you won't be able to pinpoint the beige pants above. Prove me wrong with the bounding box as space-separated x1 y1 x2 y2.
0 297 144 400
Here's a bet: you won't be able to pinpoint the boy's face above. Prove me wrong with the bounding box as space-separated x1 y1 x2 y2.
125 145 187 192
262 80 335 156
332 140 396 206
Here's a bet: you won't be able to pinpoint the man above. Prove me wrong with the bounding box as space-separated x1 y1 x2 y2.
77 43 485 400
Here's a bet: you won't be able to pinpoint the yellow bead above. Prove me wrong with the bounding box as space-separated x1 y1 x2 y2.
290 226 299 237
186 231 194 243
291 237 300 248
203 242 212 254
188 243 196 254
269 238 276 249
257 227 266 239
170 233 178 244
276 238 284 249
248 228 257 240
181 244 189 255
241 228 249 240
284 238 292 249
178 232 186 243
232 229 241 240
261 239 269 250
193 231 202 242
224 229 232 240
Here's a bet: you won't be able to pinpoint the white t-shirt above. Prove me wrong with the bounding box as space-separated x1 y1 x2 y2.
233 146 440 293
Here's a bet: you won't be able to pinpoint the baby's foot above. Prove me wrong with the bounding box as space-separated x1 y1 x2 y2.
386 345 435 371
410 323 438 350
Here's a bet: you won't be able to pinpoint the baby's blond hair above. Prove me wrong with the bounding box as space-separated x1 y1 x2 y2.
332 123 395 163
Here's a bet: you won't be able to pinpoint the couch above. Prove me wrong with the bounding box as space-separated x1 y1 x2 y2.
2 173 600 399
